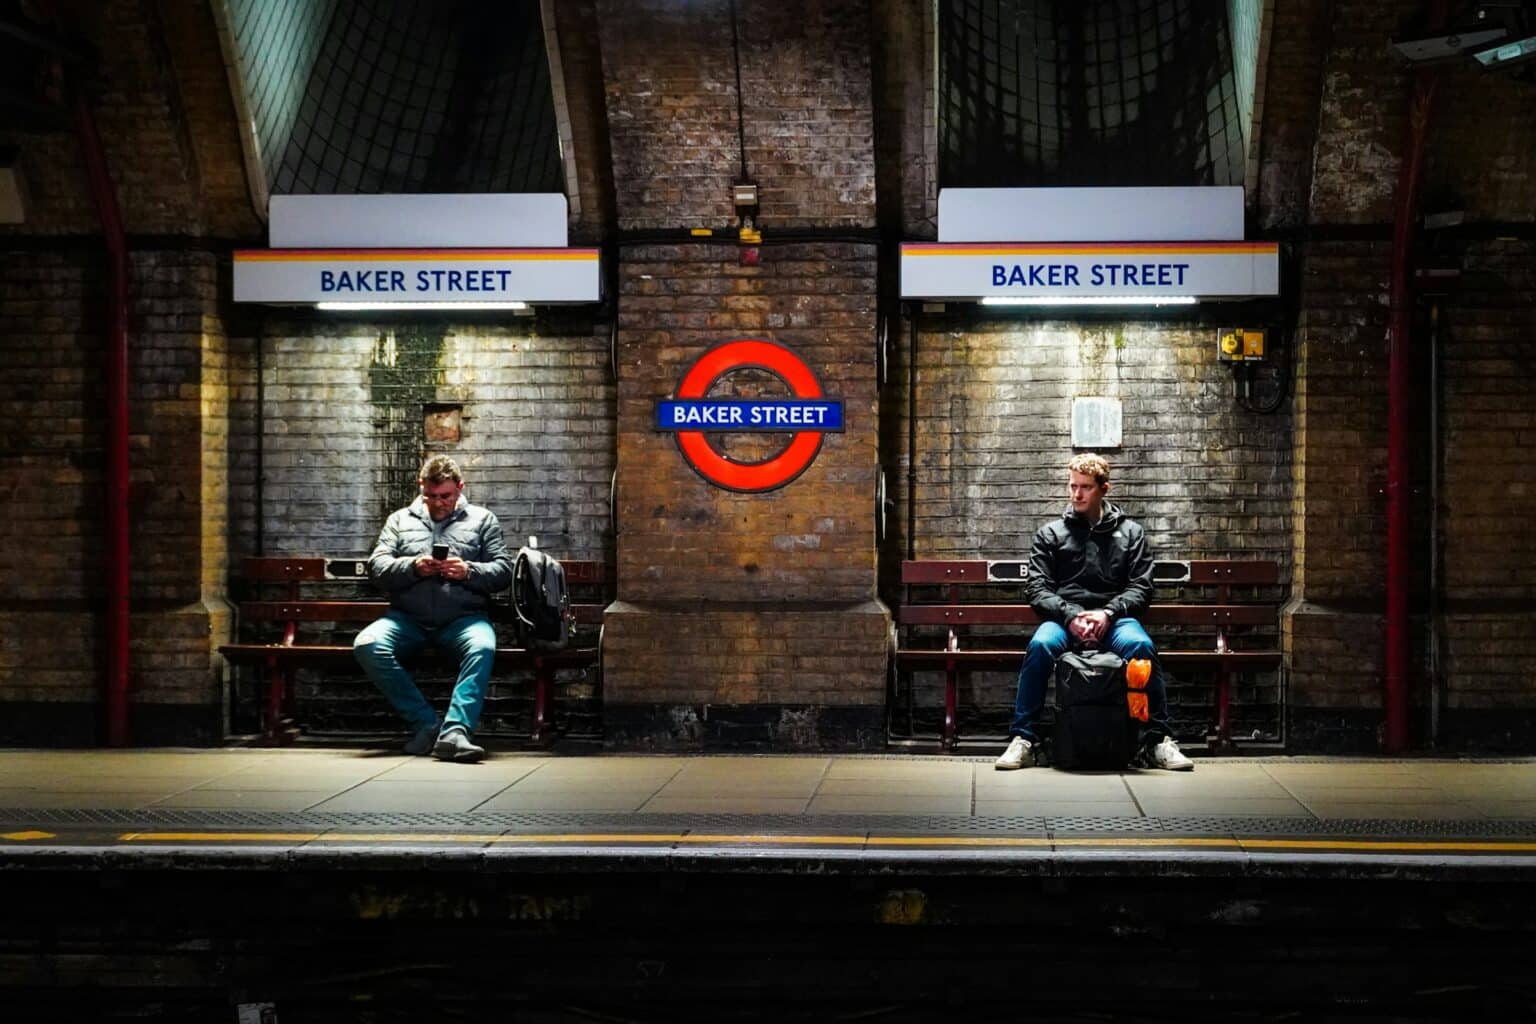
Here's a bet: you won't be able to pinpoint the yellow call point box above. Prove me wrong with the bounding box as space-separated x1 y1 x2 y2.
1218 328 1266 362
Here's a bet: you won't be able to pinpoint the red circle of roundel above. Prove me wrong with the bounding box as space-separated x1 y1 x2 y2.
674 339 826 493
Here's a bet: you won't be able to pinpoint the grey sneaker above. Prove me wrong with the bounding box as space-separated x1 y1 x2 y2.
1148 736 1194 771
994 735 1035 770
403 720 441 756
431 726 486 764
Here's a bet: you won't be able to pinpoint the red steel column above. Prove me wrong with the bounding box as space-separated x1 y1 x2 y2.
73 91 132 747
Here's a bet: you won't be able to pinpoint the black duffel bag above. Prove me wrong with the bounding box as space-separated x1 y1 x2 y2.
1051 648 1138 770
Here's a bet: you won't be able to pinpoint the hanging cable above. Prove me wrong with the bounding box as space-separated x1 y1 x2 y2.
728 0 749 184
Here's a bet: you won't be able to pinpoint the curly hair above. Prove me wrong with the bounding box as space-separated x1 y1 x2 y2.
1067 453 1110 486
418 454 463 485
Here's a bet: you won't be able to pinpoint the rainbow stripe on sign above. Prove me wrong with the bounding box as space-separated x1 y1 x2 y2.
232 248 602 304
899 241 1279 300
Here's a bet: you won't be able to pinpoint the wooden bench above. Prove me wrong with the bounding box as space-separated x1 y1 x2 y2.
896 558 1282 751
220 556 608 745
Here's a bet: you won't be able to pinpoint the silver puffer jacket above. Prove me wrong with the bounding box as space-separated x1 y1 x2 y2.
367 496 514 628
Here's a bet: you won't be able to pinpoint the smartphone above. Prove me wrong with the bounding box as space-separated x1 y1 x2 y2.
431 542 449 560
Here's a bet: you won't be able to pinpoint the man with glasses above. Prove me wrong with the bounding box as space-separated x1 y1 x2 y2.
354 455 513 763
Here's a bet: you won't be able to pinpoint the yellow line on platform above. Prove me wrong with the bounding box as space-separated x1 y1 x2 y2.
120 832 324 842
102 831 1536 855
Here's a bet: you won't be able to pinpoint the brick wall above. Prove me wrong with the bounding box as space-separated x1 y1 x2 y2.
1439 240 1536 736
0 248 230 742
597 0 876 231
234 318 614 561
1289 242 1392 606
736 0 877 229
602 239 885 739
1306 0 1414 225
222 316 615 737
1277 0 1536 749
1253 0 1328 229
0 0 256 744
898 321 1293 562
546 0 615 241
871 0 938 237
888 316 1293 739
612 244 878 603
1428 71 1536 223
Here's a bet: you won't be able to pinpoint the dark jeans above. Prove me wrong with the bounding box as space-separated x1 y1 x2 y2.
1008 617 1172 744
353 612 496 733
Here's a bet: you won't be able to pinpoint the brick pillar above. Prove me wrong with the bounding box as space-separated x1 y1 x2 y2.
602 242 887 748
596 0 887 748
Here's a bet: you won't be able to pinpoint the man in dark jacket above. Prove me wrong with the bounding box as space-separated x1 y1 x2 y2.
995 453 1193 771
354 455 513 763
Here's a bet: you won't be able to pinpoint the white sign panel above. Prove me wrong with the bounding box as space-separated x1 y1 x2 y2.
938 187 1244 242
233 248 602 304
899 242 1279 300
269 194 569 248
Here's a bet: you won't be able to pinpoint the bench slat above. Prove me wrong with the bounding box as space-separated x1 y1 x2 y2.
242 557 329 581
899 604 1275 627
901 558 1279 586
242 601 388 622
1187 560 1279 585
901 560 990 583
219 643 598 665
243 557 606 583
239 600 609 625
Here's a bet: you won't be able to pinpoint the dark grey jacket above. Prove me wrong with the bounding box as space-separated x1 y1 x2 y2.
367 496 514 628
1025 501 1155 626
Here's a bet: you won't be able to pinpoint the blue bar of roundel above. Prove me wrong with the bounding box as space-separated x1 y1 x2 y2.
656 400 844 432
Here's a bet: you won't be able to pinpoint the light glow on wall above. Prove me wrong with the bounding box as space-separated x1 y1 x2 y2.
316 301 530 312
980 296 1198 307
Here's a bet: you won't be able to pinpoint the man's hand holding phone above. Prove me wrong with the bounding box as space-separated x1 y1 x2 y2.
415 542 452 576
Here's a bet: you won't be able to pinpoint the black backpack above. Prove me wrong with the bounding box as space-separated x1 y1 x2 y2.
1051 649 1138 770
512 547 571 650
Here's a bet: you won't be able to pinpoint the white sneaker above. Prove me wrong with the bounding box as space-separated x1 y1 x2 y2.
994 736 1035 771
1149 736 1194 771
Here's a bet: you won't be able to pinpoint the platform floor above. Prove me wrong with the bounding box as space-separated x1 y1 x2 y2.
3 748 1536 870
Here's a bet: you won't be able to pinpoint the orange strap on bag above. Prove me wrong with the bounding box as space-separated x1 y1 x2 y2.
1126 658 1151 722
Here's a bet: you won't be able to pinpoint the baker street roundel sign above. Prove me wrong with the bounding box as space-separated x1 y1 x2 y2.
656 339 845 493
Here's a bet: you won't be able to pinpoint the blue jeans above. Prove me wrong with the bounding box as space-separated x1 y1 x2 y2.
1008 617 1172 744
353 612 496 733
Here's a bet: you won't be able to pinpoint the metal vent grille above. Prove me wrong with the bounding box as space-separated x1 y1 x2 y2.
939 0 1246 186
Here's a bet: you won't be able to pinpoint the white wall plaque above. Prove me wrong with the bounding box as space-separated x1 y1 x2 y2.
1072 397 1123 449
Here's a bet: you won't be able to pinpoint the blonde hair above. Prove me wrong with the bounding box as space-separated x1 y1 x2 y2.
418 455 463 485
1067 453 1110 486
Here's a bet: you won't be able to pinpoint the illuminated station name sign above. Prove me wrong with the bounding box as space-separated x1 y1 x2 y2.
900 242 1280 301
902 187 1281 302
234 249 602 304
231 194 602 306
